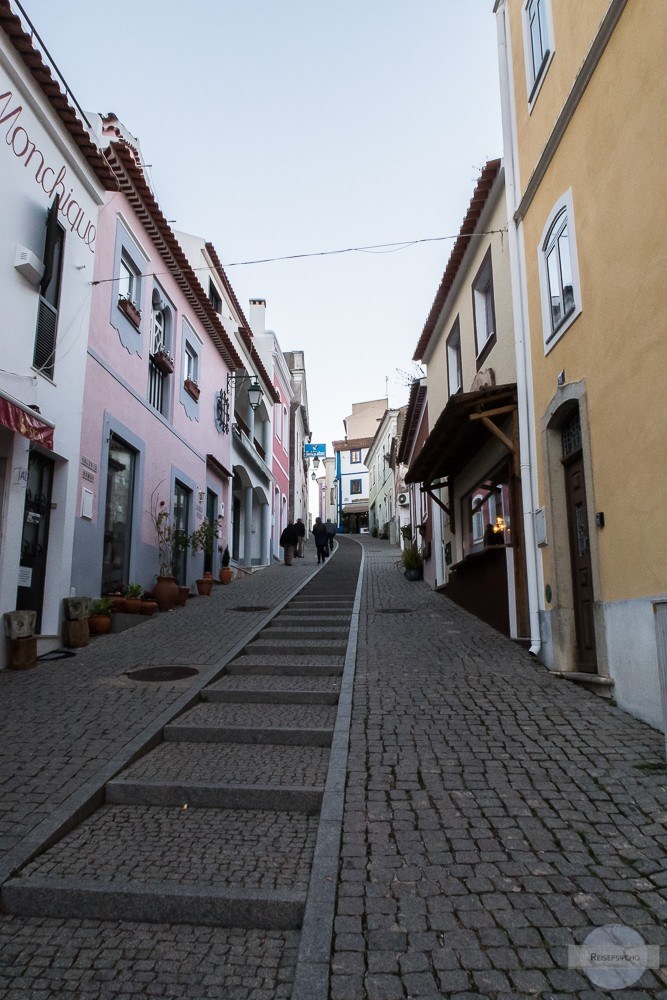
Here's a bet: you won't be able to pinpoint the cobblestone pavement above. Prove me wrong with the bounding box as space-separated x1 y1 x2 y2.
331 537 667 1000
0 553 318 867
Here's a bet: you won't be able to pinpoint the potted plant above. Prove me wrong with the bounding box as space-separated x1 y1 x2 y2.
148 485 180 611
190 518 221 595
401 546 423 581
184 377 200 401
139 592 158 616
219 545 233 585
124 583 144 614
151 349 174 375
89 598 113 635
118 294 141 328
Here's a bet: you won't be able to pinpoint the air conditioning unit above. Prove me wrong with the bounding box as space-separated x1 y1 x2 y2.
398 492 409 506
14 245 44 286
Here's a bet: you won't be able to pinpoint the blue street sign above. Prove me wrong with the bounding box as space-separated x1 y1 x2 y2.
305 443 326 457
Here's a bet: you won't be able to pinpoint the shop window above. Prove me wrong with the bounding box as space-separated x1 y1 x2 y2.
34 197 64 379
464 474 510 554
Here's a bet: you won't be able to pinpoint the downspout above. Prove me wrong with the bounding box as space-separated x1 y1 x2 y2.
496 2 542 656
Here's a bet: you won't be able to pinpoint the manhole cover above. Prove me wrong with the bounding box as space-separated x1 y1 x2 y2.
126 666 199 682
231 606 272 612
375 608 413 614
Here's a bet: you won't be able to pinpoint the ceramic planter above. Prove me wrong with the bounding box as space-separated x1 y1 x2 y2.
118 295 141 328
88 614 112 636
184 378 200 401
153 576 179 612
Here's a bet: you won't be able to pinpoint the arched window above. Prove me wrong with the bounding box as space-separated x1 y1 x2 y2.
538 191 582 352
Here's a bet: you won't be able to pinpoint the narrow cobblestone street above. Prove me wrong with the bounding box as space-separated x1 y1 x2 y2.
333 540 667 999
0 536 666 998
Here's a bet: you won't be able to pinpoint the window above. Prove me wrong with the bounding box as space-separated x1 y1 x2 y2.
523 0 553 103
275 403 281 440
119 255 139 306
112 223 148 349
148 290 172 415
464 474 510 554
538 192 581 352
283 406 288 445
208 279 222 313
472 249 496 367
185 344 198 385
34 197 64 379
350 449 362 464
446 319 462 396
350 479 362 495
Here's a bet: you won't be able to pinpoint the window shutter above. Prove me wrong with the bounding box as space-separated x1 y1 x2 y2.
34 300 57 378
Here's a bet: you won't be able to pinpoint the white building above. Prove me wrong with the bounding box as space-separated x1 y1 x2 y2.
366 408 401 542
175 238 278 569
283 351 310 528
0 3 111 659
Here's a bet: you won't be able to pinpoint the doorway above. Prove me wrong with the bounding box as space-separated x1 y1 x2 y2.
173 481 191 585
16 450 54 631
562 410 597 672
102 434 136 594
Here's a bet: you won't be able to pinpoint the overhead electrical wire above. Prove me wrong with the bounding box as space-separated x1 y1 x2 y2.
90 228 507 286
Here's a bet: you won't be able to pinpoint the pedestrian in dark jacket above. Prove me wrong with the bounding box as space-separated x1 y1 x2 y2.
312 517 328 564
325 518 336 553
295 518 306 558
280 523 298 565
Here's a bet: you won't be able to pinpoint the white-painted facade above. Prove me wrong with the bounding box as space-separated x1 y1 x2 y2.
0 13 108 662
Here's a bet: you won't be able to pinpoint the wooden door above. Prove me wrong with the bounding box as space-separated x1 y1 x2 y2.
563 454 597 672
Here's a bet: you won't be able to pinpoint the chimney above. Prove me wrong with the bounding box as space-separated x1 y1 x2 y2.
248 298 266 337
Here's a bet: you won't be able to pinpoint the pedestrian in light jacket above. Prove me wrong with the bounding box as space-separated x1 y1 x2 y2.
295 518 306 558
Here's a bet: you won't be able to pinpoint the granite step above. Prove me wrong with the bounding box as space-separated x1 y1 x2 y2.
246 638 347 656
203 673 340 704
226 655 344 677
1 803 316 928
266 626 349 641
164 702 336 746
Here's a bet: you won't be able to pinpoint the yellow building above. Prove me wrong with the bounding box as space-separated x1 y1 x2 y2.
495 0 667 725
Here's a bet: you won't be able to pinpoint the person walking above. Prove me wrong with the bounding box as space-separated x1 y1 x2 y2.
279 522 298 565
325 518 336 553
312 517 329 564
295 517 306 558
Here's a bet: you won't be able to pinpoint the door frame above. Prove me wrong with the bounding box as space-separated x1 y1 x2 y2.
541 383 606 675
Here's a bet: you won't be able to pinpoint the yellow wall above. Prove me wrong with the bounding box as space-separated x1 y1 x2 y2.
426 184 516 421
518 0 667 602
509 0 612 190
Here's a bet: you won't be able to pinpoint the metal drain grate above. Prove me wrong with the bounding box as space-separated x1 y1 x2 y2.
126 666 199 682
374 608 413 614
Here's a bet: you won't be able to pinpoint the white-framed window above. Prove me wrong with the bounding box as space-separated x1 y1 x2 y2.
185 343 198 385
472 249 496 366
538 191 582 353
446 318 462 396
148 289 173 415
283 406 288 445
119 254 139 307
34 197 65 380
275 403 281 440
523 0 554 105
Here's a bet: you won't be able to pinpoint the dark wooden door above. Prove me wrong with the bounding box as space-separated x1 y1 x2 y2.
564 454 597 672
16 451 54 632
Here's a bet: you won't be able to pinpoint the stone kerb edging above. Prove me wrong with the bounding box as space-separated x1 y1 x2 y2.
291 537 365 1000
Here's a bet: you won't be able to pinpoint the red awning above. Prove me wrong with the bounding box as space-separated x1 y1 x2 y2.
0 397 54 449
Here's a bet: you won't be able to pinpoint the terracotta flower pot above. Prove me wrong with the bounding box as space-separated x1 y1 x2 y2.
139 600 158 616
153 575 179 612
89 614 112 636
219 567 233 585
124 598 143 615
176 586 190 606
195 576 214 597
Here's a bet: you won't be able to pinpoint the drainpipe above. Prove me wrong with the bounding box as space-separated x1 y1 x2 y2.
496 2 542 657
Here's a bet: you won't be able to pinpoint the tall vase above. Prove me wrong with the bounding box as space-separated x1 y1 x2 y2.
153 575 178 612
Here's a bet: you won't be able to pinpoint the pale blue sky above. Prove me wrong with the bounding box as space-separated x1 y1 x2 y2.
24 0 503 451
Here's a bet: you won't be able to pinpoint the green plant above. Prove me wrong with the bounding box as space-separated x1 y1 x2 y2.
189 517 222 556
400 523 412 542
90 598 113 616
371 526 379 538
401 546 423 572
125 583 144 599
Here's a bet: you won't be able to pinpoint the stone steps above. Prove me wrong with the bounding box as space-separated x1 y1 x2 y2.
2 803 315 928
164 702 336 746
203 674 340 705
226 655 344 676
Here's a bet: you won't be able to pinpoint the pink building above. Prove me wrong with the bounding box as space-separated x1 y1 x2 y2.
71 117 243 597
